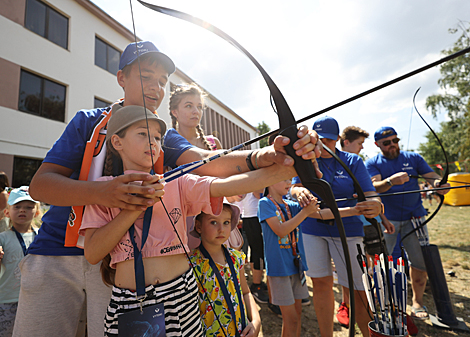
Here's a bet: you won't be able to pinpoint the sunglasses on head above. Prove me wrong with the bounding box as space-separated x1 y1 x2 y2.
381 138 400 146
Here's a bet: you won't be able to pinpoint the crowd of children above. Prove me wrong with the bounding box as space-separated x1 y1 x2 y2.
0 40 400 337
8 39 320 337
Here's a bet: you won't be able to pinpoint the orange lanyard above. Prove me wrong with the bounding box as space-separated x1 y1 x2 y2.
267 195 298 256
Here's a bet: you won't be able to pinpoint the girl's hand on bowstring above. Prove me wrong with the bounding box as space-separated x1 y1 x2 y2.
100 173 160 211
241 321 259 337
140 174 165 203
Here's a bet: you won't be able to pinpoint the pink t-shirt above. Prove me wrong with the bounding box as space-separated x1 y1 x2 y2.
80 172 222 268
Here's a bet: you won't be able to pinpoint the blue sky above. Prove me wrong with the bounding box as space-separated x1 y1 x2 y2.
92 0 470 159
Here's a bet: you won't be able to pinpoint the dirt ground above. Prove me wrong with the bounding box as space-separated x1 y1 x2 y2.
252 200 470 336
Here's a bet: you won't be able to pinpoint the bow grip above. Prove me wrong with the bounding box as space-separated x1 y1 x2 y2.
279 125 341 225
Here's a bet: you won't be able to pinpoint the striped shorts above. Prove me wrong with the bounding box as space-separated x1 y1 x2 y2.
105 269 203 337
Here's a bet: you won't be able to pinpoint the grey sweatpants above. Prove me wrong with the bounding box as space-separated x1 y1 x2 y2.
12 255 112 337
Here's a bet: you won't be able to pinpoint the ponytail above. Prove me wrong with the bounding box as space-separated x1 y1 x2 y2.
100 254 115 287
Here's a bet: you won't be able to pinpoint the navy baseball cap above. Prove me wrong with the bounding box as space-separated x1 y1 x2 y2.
374 126 397 142
313 116 339 140
119 41 175 74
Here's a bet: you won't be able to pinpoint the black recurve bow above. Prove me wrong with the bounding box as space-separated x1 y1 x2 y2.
137 1 357 333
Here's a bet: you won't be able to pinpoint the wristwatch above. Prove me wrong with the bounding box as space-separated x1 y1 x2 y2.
386 177 393 186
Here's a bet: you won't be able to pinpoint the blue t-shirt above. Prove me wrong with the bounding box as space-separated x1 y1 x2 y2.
162 128 194 169
359 215 382 227
28 109 193 256
258 198 308 277
365 151 433 221
292 150 375 238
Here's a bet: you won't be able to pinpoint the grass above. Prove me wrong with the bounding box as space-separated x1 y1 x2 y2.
257 199 470 336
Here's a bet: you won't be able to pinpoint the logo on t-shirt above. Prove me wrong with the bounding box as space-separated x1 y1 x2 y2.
335 170 348 179
169 208 182 224
402 162 413 171
160 244 183 254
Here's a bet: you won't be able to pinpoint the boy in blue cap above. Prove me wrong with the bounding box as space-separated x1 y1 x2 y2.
16 40 322 336
0 187 39 336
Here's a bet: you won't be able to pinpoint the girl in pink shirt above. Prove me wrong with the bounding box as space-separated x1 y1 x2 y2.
80 104 295 336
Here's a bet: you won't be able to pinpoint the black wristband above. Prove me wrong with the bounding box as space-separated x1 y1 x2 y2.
246 151 256 171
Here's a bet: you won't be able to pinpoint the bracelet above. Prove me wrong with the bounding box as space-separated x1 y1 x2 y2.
386 177 393 186
246 151 256 171
254 150 260 170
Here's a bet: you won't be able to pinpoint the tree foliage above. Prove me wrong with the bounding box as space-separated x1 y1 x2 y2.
426 26 470 121
418 118 463 173
421 24 470 165
257 121 271 148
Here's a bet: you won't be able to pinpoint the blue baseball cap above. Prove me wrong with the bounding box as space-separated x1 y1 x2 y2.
374 126 397 142
8 186 38 205
119 41 175 74
313 116 339 140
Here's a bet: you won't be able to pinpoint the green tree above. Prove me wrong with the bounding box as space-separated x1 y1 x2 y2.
426 26 470 121
257 121 271 148
418 119 462 173
422 25 470 163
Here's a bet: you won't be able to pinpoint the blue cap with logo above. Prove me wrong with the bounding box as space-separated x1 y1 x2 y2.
8 186 38 205
374 126 397 142
313 116 339 140
119 41 176 74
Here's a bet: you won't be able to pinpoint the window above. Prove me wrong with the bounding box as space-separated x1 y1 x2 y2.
12 157 43 188
25 0 68 49
95 37 120 75
18 70 66 122
94 97 111 109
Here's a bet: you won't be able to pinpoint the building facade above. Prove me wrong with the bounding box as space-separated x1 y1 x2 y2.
0 0 258 187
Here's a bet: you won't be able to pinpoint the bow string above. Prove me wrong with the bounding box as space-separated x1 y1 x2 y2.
400 88 449 244
127 1 230 335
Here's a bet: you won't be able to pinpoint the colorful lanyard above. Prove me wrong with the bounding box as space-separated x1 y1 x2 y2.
11 227 36 256
129 206 153 298
199 244 246 337
267 196 298 257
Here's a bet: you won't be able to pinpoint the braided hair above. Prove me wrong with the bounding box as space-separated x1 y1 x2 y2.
100 128 130 285
169 84 213 150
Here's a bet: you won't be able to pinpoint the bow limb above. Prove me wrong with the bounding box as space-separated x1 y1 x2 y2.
401 88 449 243
138 1 358 333
321 145 394 328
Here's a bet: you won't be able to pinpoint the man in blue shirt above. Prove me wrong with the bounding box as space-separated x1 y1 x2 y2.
365 126 450 320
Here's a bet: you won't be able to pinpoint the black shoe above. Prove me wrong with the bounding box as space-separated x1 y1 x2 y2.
250 283 269 303
301 298 311 306
268 302 282 318
260 281 268 291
